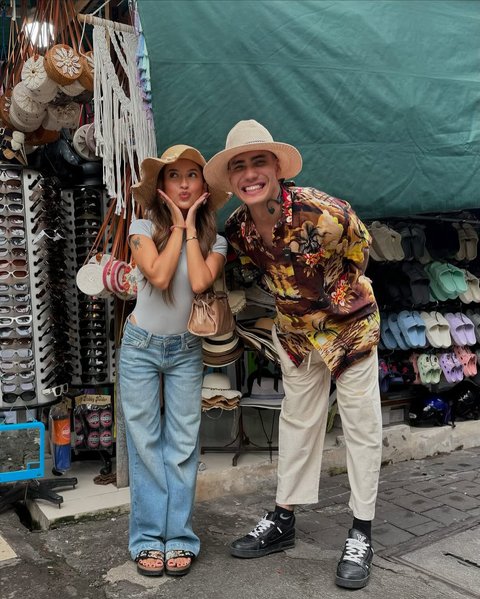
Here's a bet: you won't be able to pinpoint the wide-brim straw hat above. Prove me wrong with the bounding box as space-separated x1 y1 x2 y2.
202 372 242 400
203 120 303 193
131 144 230 210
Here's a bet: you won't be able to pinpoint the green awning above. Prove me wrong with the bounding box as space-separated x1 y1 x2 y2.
138 0 480 222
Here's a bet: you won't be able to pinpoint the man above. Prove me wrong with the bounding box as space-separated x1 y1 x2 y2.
204 120 382 589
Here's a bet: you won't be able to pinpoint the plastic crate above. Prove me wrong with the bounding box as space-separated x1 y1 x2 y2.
0 422 45 483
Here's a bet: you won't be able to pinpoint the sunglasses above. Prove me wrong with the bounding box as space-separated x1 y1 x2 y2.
0 215 24 226
1 371 35 382
0 169 21 179
0 237 25 247
0 259 27 269
43 382 69 397
0 282 28 292
1 391 36 403
0 270 28 280
0 315 32 326
2 381 35 393
0 202 23 214
1 359 34 371
0 325 32 338
0 304 31 315
32 228 66 244
0 337 31 347
0 293 30 303
0 348 32 359
0 247 26 258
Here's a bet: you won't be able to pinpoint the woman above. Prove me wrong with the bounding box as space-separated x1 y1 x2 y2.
120 145 229 577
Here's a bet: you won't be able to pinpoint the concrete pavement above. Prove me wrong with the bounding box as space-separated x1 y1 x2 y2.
1 446 480 598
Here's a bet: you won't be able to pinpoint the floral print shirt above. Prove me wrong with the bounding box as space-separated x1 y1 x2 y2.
225 184 380 378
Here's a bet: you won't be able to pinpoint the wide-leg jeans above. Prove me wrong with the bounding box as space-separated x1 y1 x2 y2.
119 320 204 559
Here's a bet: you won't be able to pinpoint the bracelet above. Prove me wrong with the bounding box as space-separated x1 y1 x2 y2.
170 224 186 231
185 236 198 242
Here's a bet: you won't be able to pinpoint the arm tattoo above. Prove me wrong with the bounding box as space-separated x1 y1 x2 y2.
131 236 141 249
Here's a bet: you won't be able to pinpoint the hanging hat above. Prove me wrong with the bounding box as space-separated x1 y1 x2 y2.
131 144 230 210
202 334 245 367
202 372 242 401
203 119 303 193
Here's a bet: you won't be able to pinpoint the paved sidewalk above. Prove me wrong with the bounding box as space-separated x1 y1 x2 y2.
1 446 480 598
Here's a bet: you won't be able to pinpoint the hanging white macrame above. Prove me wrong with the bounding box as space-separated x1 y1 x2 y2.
92 22 157 213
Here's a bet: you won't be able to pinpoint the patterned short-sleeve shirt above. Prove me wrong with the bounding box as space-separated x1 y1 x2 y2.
225 184 380 378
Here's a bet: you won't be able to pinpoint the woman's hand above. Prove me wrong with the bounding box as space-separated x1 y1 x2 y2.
185 192 209 230
157 189 185 226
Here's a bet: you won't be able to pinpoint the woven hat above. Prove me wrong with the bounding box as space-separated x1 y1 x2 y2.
203 119 302 193
202 373 242 400
131 144 230 210
203 337 245 367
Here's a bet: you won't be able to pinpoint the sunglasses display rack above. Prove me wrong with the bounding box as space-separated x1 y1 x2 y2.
0 164 36 409
73 186 115 387
22 170 81 405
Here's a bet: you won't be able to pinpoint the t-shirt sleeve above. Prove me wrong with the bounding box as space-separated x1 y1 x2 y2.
211 234 228 257
129 219 153 239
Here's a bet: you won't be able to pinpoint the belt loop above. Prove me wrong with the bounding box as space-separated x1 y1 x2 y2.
145 331 152 347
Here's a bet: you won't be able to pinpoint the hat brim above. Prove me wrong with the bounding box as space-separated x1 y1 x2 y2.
131 149 230 211
202 388 242 400
202 341 245 367
203 141 302 193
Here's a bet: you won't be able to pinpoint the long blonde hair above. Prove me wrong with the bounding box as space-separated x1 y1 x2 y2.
148 170 217 303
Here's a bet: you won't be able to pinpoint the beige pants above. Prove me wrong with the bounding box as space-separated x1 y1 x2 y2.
272 329 382 520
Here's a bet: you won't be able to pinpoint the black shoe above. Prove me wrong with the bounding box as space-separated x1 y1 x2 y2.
230 511 295 558
335 528 374 589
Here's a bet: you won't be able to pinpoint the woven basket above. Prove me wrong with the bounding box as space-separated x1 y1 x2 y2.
8 102 41 132
59 79 85 97
11 82 46 123
42 105 64 131
78 51 94 92
44 44 83 86
21 55 58 103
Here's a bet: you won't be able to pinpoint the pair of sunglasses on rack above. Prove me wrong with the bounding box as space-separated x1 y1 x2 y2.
1 390 36 404
0 281 28 292
0 215 24 226
0 347 33 359
2 380 35 393
0 225 25 236
0 337 31 347
0 315 32 325
0 305 30 316
1 371 35 382
0 202 23 215
1 358 34 370
0 270 28 281
0 292 30 303
0 168 21 180
43 382 69 397
0 325 32 338
0 237 25 247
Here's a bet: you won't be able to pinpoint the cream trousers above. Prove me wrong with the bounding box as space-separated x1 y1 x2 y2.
272 329 382 520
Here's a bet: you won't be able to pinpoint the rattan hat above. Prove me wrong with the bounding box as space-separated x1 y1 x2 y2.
131 144 230 210
203 119 302 193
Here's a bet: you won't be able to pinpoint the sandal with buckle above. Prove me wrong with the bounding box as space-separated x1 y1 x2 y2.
165 549 195 577
135 549 164 576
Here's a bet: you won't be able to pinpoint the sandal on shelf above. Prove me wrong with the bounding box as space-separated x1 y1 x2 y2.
135 549 164 577
165 549 195 577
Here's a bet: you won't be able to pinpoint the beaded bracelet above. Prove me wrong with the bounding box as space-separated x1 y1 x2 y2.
185 236 198 242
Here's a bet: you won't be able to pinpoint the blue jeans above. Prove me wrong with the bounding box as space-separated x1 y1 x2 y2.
118 320 203 559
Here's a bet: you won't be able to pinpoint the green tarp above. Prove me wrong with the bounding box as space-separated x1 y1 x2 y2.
138 0 480 223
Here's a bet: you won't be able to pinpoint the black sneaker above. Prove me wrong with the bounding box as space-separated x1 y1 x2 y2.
335 528 374 589
230 511 295 558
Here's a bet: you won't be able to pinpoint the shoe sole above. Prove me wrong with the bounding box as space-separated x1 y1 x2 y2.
230 539 295 559
335 575 369 589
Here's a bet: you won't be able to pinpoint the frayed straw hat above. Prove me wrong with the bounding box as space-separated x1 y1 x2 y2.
203 120 302 193
131 144 230 210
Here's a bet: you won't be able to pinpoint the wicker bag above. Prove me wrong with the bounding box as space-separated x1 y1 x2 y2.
78 51 94 92
45 44 83 86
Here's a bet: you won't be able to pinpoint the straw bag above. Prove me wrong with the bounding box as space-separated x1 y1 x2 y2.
188 275 235 337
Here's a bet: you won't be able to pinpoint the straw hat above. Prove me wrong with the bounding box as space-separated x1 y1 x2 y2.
203 120 303 193
131 144 230 210
201 372 242 401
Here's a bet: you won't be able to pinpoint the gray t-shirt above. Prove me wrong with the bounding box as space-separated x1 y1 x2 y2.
129 219 227 335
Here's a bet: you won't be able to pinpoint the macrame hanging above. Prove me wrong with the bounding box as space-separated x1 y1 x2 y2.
91 18 157 213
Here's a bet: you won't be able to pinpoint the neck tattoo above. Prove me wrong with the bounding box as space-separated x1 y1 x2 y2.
266 191 282 215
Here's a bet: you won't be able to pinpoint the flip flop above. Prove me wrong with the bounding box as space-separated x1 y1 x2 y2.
465 310 480 343
439 352 459 383
419 311 450 348
462 223 478 261
397 310 423 347
380 315 398 350
457 313 476 346
447 264 468 295
387 313 410 350
410 224 427 261
445 313 469 345
425 263 453 301
417 353 432 384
